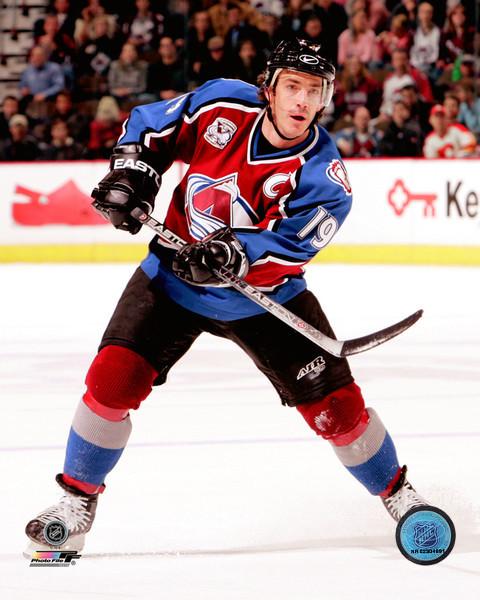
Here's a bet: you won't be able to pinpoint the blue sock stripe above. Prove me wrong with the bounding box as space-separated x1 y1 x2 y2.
345 431 400 495
64 427 125 486
333 408 386 467
72 399 132 450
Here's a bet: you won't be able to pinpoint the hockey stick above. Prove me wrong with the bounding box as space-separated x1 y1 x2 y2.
131 207 423 357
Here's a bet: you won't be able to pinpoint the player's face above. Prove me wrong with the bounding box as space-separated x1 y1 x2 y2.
267 70 324 145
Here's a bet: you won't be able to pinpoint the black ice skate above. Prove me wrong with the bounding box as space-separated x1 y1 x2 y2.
24 474 98 556
382 465 428 522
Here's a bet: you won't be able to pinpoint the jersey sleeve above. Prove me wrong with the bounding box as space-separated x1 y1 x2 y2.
118 79 261 171
235 150 352 290
118 90 196 170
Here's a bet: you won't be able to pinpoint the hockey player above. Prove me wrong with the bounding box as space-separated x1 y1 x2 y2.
26 39 431 554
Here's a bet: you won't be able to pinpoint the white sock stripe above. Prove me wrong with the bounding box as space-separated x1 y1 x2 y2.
332 408 386 468
71 400 132 450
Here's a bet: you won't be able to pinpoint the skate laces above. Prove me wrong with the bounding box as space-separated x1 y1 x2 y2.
36 493 90 532
383 480 427 521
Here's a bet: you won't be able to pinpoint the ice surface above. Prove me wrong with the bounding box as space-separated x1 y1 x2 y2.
1 263 479 599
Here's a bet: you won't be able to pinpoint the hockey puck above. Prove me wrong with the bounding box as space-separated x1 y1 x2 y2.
43 520 69 546
395 506 455 565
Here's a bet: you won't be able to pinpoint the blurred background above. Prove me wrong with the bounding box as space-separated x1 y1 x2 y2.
1 0 479 265
1 0 480 162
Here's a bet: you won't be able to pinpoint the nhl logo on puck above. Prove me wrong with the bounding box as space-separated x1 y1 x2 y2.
396 506 455 565
43 520 69 546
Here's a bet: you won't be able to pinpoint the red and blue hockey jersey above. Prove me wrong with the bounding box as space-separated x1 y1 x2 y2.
118 78 353 320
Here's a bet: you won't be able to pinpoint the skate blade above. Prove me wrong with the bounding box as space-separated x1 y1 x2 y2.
23 535 85 559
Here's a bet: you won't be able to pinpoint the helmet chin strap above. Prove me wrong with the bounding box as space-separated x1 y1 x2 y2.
265 103 300 141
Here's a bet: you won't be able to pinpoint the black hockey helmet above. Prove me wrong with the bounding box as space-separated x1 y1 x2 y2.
263 39 335 108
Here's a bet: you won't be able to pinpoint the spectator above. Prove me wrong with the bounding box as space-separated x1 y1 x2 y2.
208 0 258 38
41 119 87 160
88 96 124 158
47 91 92 143
376 13 412 64
232 38 265 85
337 9 380 67
457 81 480 138
423 103 477 157
378 99 422 156
398 82 431 134
77 15 119 80
0 114 40 161
165 0 190 46
19 46 66 105
198 36 233 83
223 4 260 58
440 4 475 67
364 0 390 33
299 13 325 46
255 11 283 55
280 0 311 39
34 0 76 40
108 43 148 103
0 96 21 139
312 0 348 65
409 2 440 77
334 106 380 157
74 0 117 46
146 37 187 100
380 48 433 116
187 11 215 78
36 14 76 65
443 92 462 126
122 0 166 55
335 55 381 119
390 0 417 31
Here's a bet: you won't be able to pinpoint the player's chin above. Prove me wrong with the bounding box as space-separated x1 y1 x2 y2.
288 115 310 132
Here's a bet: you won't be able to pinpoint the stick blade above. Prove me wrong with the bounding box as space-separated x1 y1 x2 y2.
340 309 423 357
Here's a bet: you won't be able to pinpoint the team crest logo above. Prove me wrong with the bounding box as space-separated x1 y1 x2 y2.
204 117 237 149
326 159 352 196
263 173 290 199
185 173 257 240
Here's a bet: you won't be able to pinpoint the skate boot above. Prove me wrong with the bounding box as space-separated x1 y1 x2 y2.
24 474 98 556
382 465 428 522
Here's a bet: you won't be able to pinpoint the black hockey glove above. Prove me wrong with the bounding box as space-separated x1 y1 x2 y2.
172 228 249 287
91 144 161 234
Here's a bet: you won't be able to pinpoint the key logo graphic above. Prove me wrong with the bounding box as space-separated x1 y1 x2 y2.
387 179 437 217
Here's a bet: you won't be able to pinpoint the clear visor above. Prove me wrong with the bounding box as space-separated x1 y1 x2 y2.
271 69 334 109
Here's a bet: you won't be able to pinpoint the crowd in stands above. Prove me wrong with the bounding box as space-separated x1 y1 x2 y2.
0 0 479 161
